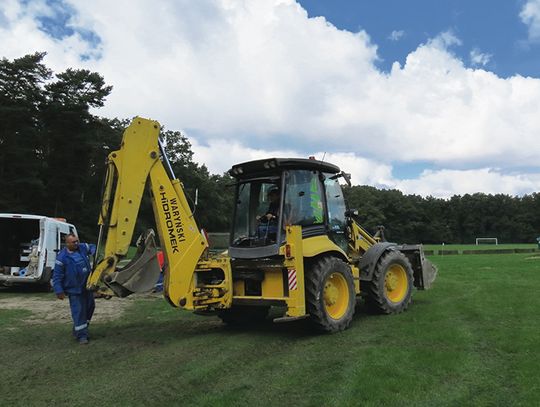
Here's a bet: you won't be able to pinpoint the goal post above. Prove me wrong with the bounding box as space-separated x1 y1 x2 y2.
475 237 498 245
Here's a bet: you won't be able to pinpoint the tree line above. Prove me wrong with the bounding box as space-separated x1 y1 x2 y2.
344 186 540 244
0 53 233 240
1 53 539 244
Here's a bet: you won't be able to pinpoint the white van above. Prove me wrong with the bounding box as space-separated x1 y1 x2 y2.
0 214 78 288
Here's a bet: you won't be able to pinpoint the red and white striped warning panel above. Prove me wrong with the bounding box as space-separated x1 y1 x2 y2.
288 268 297 291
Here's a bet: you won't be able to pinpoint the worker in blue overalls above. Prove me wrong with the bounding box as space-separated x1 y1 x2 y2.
52 233 96 345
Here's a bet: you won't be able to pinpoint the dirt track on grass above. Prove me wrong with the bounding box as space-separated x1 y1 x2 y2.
0 293 157 324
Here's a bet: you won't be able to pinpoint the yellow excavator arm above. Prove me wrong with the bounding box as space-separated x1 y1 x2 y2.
87 117 210 306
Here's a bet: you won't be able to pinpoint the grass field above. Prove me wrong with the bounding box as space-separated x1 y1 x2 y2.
1 253 539 406
423 243 537 254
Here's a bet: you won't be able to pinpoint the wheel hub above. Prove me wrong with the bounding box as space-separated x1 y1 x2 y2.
322 272 350 320
324 282 339 306
385 272 399 291
384 265 408 303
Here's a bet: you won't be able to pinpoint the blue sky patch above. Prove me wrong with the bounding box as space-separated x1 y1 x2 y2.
33 0 102 59
298 0 537 78
392 161 436 179
35 0 76 40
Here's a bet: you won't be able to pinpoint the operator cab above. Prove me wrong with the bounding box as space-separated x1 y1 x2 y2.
228 158 349 259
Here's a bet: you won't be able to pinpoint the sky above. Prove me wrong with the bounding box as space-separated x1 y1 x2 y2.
1 0 540 198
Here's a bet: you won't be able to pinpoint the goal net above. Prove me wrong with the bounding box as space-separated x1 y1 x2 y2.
475 237 498 245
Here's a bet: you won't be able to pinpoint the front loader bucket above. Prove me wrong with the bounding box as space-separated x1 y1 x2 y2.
418 257 437 289
105 229 162 297
398 244 438 290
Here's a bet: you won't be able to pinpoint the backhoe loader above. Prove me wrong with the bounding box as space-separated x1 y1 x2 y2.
88 117 437 332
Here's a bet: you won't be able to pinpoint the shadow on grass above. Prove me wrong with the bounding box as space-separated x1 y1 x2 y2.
85 298 380 347
1 292 413 351
0 284 51 294
92 315 314 344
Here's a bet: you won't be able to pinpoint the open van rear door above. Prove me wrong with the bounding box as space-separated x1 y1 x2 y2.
41 218 57 276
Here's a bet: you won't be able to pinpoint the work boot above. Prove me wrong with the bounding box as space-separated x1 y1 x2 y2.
79 337 89 345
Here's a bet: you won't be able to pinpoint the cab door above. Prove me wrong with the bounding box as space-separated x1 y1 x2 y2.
323 174 348 251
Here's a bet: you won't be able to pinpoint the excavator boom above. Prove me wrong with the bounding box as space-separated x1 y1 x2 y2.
88 118 208 306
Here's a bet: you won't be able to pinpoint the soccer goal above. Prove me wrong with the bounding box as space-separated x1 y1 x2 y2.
475 237 498 245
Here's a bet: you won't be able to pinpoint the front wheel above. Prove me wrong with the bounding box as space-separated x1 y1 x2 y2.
305 257 356 333
364 250 413 314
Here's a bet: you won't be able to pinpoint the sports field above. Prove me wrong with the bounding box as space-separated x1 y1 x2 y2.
1 252 538 406
423 243 537 254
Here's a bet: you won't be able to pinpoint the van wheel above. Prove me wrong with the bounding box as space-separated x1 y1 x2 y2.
38 268 53 292
40 282 53 292
305 257 355 333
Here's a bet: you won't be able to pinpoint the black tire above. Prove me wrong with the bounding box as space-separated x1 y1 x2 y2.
364 250 413 314
217 305 270 325
305 257 355 333
39 282 53 292
38 268 53 292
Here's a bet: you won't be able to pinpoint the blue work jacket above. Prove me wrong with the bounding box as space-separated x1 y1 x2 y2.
52 243 96 295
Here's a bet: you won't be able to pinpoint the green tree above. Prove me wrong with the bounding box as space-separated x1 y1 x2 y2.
0 52 51 211
0 52 117 238
40 66 115 237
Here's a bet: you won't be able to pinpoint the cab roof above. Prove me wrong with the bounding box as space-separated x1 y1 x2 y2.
229 158 340 178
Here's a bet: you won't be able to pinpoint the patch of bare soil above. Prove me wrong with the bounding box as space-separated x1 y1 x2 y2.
0 294 158 325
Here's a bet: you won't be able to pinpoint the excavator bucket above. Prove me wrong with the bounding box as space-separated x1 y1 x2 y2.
398 244 438 290
106 229 162 297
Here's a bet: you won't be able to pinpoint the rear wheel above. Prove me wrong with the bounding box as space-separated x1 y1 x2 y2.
364 250 413 314
305 257 355 333
217 305 270 325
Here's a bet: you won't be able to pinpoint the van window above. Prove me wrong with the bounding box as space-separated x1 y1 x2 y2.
59 232 69 251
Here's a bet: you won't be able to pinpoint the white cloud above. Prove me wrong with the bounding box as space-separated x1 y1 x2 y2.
190 137 296 175
0 0 100 71
2 0 540 197
520 0 540 42
191 138 540 198
469 47 492 66
426 30 462 49
388 30 404 41
395 168 540 198
189 140 394 187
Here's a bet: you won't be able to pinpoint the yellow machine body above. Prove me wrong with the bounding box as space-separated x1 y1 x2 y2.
89 117 436 333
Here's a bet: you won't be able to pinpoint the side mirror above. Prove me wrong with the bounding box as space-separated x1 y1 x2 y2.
330 171 352 186
345 209 358 217
341 172 352 186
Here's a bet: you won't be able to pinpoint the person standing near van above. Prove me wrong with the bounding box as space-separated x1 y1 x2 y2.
52 234 96 345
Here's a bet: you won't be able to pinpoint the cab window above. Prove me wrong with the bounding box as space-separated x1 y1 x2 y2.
231 179 281 247
284 170 324 226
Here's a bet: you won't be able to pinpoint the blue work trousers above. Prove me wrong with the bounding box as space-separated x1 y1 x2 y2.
68 290 95 340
